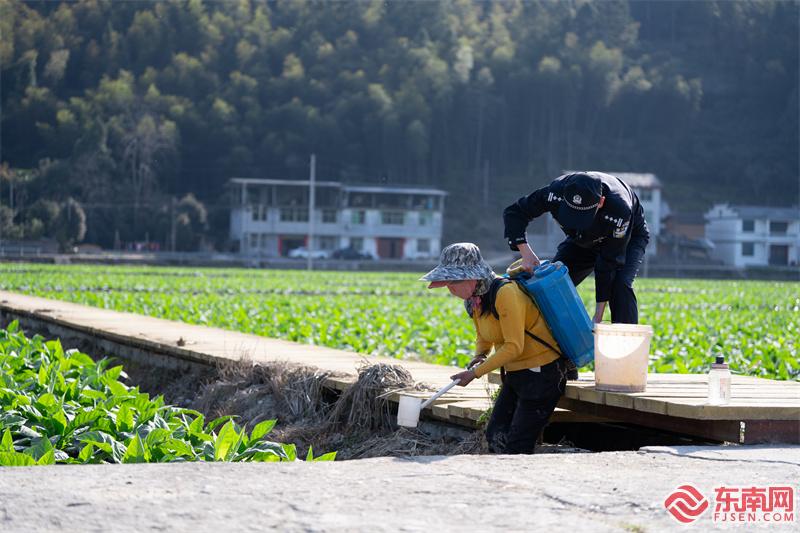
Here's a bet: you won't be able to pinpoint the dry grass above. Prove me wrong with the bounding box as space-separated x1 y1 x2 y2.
169 357 487 460
325 362 417 432
344 427 486 459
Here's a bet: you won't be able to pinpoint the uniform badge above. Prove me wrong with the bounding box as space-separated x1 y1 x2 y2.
572 194 582 205
613 221 630 238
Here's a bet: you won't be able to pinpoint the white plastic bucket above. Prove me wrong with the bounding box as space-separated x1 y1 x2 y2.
594 323 653 393
397 395 423 428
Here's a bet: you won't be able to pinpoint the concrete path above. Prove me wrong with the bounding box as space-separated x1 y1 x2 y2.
1 446 798 532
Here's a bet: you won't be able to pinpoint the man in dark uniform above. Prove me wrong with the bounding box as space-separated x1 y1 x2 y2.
503 171 649 324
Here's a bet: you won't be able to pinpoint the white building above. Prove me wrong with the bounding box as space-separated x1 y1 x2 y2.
611 172 663 247
704 204 800 267
530 171 664 257
228 178 447 259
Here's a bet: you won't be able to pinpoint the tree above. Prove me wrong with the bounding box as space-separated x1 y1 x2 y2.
0 205 23 241
24 198 60 237
174 193 207 251
53 197 86 251
120 113 177 229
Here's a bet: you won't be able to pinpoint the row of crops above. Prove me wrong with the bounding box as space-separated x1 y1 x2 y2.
0 321 334 466
0 263 798 380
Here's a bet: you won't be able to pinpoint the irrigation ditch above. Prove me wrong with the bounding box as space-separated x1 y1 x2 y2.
0 303 715 460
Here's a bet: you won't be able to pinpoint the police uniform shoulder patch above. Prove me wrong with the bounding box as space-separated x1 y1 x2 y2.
547 191 563 204
613 220 630 238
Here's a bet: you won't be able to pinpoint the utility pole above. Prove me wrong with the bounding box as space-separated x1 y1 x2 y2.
482 159 490 208
170 197 177 252
307 153 316 271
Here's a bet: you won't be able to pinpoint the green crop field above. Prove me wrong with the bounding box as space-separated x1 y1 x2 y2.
0 322 334 466
0 263 797 380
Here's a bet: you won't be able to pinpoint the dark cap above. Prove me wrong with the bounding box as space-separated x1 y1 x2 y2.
558 173 603 230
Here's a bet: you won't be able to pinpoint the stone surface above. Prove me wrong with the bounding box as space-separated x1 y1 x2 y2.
1 446 798 532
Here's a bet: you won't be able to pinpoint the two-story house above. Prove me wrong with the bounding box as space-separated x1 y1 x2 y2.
704 204 799 267
611 172 663 250
228 178 447 259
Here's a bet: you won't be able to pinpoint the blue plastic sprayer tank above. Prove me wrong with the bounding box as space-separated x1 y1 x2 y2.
507 260 595 367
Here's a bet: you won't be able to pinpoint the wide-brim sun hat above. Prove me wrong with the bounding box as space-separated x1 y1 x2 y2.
420 242 495 288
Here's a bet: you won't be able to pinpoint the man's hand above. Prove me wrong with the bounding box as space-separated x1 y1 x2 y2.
516 242 541 272
593 301 607 324
450 370 476 387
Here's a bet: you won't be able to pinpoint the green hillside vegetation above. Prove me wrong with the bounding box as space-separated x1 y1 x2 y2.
1 0 797 249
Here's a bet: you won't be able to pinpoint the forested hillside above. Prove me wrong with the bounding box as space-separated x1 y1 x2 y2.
1 0 797 249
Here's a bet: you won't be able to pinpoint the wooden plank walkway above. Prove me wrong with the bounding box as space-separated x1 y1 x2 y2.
1 291 797 443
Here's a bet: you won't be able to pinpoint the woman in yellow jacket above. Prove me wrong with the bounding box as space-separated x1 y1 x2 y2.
422 242 568 454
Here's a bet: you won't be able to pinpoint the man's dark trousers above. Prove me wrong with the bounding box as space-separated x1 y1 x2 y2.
553 240 646 324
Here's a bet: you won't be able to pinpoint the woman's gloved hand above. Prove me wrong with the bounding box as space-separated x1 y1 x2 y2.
450 369 476 387
468 354 487 370
517 243 541 272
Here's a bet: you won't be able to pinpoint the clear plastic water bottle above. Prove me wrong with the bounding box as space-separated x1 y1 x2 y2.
707 356 731 405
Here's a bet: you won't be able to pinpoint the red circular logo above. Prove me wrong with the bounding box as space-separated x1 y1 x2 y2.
664 484 710 524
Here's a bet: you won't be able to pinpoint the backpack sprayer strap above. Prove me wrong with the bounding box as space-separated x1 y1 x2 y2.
511 277 579 380
523 329 562 357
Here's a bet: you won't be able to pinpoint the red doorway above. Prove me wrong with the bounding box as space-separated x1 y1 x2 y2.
377 238 404 259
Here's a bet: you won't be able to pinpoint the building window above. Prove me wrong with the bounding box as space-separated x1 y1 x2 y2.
318 236 338 250
411 195 438 210
259 234 269 249
742 242 754 256
351 210 366 224
638 189 653 202
742 219 754 232
251 205 268 222
770 221 788 235
419 212 432 226
417 239 430 253
381 211 404 225
322 209 337 224
280 207 309 222
249 233 258 249
350 237 363 251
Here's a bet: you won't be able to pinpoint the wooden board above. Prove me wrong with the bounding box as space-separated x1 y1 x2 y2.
486 366 799 423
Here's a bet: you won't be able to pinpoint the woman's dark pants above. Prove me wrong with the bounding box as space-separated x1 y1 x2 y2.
485 359 568 454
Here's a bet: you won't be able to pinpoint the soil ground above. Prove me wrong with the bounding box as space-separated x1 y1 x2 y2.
1 445 797 532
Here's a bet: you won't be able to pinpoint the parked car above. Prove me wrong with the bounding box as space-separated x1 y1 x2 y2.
288 247 330 259
331 247 374 260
